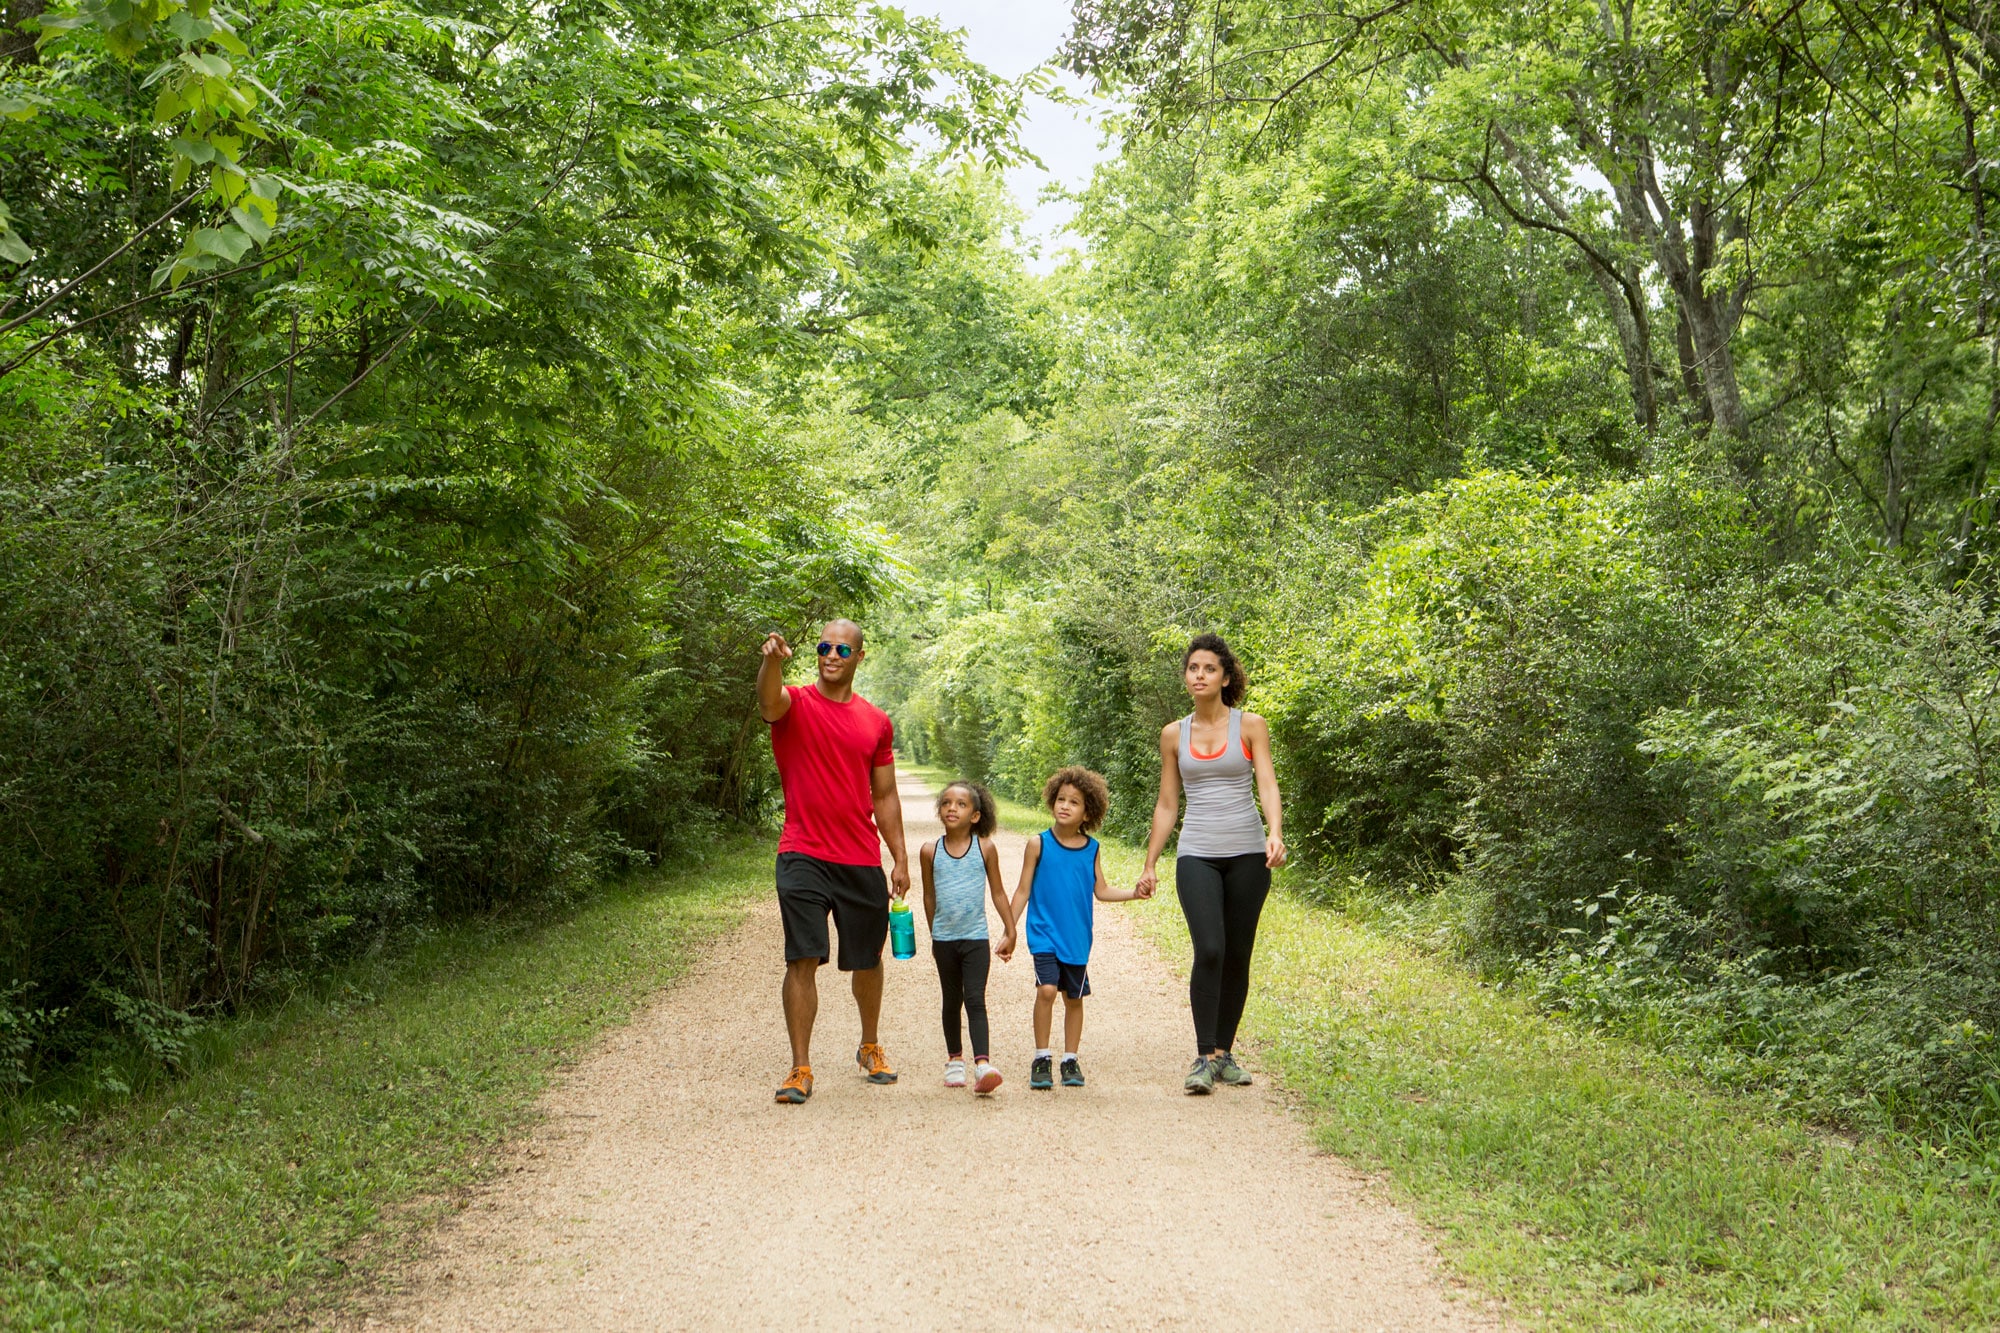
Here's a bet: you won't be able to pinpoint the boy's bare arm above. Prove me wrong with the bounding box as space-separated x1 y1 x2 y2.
1094 844 1146 902
1000 838 1040 960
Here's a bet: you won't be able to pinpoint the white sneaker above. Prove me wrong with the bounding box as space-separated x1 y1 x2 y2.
943 1059 967 1087
973 1062 1003 1095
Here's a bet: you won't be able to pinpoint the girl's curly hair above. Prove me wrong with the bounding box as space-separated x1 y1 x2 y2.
1184 632 1247 708
1042 765 1110 834
936 780 998 838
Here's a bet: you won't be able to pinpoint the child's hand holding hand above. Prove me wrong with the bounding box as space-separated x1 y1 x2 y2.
995 932 1015 962
1133 878 1155 900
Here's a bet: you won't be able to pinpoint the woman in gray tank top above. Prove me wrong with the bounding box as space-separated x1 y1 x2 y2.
1136 633 1287 1094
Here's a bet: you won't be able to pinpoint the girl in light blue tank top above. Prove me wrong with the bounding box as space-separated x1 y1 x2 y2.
921 781 1014 1093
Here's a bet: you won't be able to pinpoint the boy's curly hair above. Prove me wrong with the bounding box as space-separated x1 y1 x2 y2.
936 780 998 838
1042 766 1110 834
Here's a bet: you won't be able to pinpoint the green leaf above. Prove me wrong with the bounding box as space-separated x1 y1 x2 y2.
189 223 254 262
228 204 270 243
165 12 212 43
169 135 216 164
0 228 33 265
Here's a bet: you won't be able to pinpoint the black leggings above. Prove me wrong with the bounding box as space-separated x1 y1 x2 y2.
1177 853 1271 1054
932 939 991 1059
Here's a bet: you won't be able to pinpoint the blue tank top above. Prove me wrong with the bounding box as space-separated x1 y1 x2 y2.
1024 830 1097 965
930 834 989 941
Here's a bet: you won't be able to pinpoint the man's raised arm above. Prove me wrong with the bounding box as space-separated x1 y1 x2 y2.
757 632 793 722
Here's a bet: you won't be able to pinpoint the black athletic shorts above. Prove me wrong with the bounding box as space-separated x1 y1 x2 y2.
776 852 889 971
1032 951 1091 999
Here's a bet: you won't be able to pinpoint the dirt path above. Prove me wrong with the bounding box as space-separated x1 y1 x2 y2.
355 773 1499 1331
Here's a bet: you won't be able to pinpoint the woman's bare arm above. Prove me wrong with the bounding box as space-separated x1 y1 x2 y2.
1136 723 1180 897
1243 712 1287 868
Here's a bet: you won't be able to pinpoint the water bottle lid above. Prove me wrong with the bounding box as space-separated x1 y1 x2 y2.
890 898 911 913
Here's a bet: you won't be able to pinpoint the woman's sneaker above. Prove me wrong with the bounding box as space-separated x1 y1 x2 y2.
944 1059 967 1087
1184 1056 1215 1095
1030 1055 1054 1089
973 1062 1003 1095
1060 1056 1085 1087
1212 1052 1252 1086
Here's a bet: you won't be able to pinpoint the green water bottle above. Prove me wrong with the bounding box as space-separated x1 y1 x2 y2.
889 899 916 960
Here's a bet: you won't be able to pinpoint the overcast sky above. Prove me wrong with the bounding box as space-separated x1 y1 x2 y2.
897 1 1120 269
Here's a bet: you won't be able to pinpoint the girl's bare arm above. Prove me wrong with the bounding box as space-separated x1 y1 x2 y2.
983 839 1016 944
919 838 938 929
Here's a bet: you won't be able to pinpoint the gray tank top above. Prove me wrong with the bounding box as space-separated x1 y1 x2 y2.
1177 709 1268 858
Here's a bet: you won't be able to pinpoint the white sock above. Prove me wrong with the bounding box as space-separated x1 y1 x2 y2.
1062 1051 1079 1064
1035 1048 1051 1061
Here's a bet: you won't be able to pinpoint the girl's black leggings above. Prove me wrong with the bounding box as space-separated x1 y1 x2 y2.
1176 853 1272 1054
932 938 991 1059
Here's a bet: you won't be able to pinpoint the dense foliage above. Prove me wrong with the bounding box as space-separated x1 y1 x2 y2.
0 0 1022 1084
9 0 2000 1145
870 0 2000 1137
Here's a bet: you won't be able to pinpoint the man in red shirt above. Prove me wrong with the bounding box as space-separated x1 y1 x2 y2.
758 618 911 1105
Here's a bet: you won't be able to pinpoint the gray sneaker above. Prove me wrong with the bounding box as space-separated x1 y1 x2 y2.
1212 1052 1252 1086
1184 1056 1215 1095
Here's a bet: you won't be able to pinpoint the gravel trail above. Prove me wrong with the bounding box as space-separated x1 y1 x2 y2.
355 773 1500 1331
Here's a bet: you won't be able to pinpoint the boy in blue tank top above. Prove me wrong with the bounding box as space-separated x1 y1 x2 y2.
999 766 1152 1089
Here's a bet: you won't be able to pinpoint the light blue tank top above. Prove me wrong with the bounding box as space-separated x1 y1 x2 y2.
1024 830 1097 965
930 834 989 941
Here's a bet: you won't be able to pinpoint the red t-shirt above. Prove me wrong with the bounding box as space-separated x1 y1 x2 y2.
770 684 895 865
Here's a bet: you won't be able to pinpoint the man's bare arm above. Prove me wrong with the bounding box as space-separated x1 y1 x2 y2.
871 761 910 898
757 632 793 723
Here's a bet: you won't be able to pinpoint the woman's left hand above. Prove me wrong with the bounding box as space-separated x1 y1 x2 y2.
1265 834 1287 869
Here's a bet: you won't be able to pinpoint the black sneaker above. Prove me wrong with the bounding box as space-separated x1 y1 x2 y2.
1060 1056 1085 1087
1212 1052 1252 1086
1030 1055 1054 1090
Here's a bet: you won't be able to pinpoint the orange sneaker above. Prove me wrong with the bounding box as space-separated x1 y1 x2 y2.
855 1042 898 1084
775 1065 813 1104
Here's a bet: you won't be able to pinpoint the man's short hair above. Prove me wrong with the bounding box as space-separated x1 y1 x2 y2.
824 618 865 648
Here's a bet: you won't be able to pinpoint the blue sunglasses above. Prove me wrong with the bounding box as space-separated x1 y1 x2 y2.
816 641 855 659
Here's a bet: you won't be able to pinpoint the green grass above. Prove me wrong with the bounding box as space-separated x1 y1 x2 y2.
911 764 2000 1323
0 837 768 1330
1130 883 2000 1330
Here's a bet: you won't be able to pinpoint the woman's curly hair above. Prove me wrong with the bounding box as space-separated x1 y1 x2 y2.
1042 765 1110 834
936 780 998 838
1184 632 1247 708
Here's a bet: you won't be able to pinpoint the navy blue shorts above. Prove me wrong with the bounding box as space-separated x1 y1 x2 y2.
1032 952 1091 999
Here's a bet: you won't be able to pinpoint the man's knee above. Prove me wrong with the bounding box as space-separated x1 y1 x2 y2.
785 958 821 982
